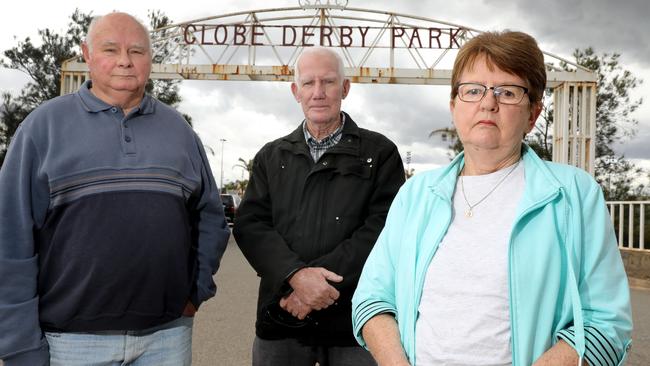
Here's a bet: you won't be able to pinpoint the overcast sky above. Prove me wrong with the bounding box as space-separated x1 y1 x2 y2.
1 0 648 185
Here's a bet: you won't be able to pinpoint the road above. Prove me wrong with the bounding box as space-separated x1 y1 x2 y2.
192 236 650 366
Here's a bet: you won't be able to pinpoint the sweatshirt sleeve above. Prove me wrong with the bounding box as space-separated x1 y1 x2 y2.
555 177 633 366
0 125 51 365
188 134 231 308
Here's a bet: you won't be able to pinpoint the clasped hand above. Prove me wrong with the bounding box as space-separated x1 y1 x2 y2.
279 267 343 320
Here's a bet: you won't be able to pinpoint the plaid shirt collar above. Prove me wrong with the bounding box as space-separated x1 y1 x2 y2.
302 113 346 162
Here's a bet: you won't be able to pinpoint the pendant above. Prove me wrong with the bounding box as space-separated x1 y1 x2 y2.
465 209 473 218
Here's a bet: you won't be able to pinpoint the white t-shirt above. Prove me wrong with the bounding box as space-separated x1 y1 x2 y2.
415 161 525 366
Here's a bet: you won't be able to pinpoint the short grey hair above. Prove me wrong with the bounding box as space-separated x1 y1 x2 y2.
294 47 346 86
85 12 152 53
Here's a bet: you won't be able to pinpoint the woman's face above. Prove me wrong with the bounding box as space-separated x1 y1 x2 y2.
450 55 542 156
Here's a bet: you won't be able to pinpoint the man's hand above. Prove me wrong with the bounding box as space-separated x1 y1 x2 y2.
183 301 197 317
280 292 312 320
288 267 343 310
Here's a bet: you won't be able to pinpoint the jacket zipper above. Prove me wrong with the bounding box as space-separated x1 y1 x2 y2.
508 189 560 365
411 194 453 360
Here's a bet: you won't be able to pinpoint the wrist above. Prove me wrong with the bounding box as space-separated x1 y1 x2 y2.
285 266 306 288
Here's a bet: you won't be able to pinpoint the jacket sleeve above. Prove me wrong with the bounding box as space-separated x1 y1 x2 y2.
189 134 231 308
233 149 307 292
307 144 405 296
0 125 51 365
351 186 406 347
555 177 633 366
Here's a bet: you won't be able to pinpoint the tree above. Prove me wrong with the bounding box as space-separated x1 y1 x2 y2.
530 48 644 199
429 126 462 158
525 88 554 161
231 158 253 194
233 157 254 178
223 180 249 197
0 9 190 166
145 10 192 124
0 92 29 166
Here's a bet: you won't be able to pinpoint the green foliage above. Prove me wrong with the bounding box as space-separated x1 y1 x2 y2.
145 9 185 121
573 48 642 156
599 156 645 200
429 127 463 158
233 157 254 178
0 9 190 166
571 48 643 200
230 158 254 193
0 92 30 166
1 9 91 108
525 88 554 161
223 180 249 197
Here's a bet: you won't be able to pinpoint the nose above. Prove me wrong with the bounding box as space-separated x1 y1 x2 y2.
480 89 499 112
313 80 326 99
117 50 133 68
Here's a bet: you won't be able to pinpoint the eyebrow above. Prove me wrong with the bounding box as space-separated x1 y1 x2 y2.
299 74 339 82
99 41 148 51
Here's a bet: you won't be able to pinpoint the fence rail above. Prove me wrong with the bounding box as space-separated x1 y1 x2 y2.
607 201 650 251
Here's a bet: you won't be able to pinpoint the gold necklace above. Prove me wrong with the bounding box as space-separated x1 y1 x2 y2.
460 160 521 218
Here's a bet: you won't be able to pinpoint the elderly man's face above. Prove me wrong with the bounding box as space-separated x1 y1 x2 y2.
82 13 151 105
291 52 350 126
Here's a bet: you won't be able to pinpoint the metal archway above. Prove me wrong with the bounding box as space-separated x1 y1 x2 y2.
61 3 597 174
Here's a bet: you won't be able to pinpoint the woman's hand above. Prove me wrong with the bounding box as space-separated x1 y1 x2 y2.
532 339 589 366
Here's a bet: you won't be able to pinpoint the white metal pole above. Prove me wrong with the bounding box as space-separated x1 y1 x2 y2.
220 138 226 193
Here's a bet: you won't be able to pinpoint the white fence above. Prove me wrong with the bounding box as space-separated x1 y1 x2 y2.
607 201 649 251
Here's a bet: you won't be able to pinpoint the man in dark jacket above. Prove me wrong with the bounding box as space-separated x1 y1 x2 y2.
234 47 405 366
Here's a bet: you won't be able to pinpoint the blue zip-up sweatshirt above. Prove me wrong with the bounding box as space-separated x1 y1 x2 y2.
352 145 632 366
0 81 230 365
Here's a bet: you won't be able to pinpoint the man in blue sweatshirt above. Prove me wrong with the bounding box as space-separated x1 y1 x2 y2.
0 12 230 366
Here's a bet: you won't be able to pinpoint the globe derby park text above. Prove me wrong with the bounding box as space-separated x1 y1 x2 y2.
182 24 464 49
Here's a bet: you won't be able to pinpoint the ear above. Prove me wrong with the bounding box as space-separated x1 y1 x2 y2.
82 42 91 64
526 101 543 133
291 82 300 102
341 79 351 99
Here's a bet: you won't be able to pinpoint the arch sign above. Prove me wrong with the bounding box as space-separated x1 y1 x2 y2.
61 1 598 173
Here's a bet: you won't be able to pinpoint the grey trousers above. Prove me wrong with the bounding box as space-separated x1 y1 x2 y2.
252 336 377 366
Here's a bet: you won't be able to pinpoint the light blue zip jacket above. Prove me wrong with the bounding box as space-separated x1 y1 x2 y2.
352 145 632 366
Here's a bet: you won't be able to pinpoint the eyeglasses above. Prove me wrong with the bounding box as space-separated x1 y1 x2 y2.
456 83 529 105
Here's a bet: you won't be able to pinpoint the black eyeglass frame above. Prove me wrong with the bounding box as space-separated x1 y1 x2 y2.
455 83 530 105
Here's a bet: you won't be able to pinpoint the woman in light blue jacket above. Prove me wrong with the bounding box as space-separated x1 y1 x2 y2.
351 30 632 366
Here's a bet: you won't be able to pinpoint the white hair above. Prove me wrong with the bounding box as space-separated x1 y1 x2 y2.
84 12 151 53
294 47 346 86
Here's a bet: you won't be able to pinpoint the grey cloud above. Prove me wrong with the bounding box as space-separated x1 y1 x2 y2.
499 0 650 66
614 130 650 160
348 83 452 145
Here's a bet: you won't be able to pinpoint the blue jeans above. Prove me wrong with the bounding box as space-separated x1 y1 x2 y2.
45 316 193 366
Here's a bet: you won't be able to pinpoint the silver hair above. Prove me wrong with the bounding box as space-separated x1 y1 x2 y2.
84 12 152 53
294 47 346 86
